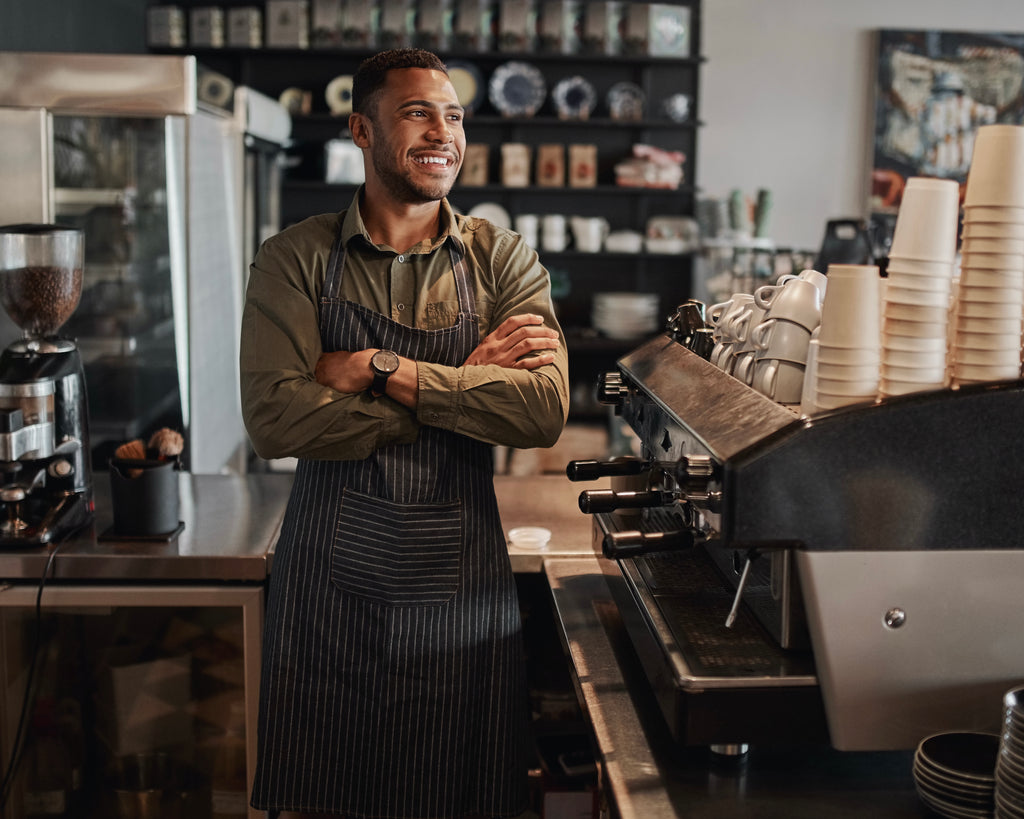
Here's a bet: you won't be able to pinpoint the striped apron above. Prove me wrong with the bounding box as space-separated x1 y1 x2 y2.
251 226 530 818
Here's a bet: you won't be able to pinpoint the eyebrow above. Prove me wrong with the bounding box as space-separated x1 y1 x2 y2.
397 99 465 115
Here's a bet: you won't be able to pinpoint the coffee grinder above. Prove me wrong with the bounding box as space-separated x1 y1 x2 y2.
0 224 92 546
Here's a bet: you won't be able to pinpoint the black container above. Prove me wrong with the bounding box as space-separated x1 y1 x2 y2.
108 458 180 536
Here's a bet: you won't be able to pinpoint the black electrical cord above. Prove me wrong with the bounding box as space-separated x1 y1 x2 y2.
0 541 64 809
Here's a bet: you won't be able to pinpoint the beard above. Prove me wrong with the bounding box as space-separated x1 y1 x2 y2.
370 135 459 204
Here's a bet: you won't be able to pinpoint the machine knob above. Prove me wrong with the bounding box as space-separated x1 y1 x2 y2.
595 371 629 409
0 486 26 503
48 459 74 479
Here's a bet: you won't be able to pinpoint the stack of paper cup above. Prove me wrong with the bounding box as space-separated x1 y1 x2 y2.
811 264 882 411
880 176 960 397
954 124 1024 386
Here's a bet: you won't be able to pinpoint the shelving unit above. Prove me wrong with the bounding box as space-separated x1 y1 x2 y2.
151 1 703 420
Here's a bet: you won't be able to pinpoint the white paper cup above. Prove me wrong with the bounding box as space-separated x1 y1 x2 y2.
964 124 1024 208
880 362 947 383
953 314 1022 335
883 333 948 352
960 251 1024 270
954 329 1022 349
954 285 1024 303
883 301 949 324
816 391 876 410
958 267 1024 289
815 343 882 365
961 236 1024 255
961 221 1024 240
815 373 881 396
883 316 953 339
883 347 948 369
886 257 955 278
889 176 961 262
952 346 1021 366
815 360 882 382
956 298 1024 318
884 284 952 306
879 378 945 397
819 264 882 349
962 205 1024 223
951 361 1020 381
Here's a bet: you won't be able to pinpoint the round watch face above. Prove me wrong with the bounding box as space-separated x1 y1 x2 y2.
372 349 400 374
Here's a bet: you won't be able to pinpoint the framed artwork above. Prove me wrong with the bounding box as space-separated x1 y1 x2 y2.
871 28 1024 214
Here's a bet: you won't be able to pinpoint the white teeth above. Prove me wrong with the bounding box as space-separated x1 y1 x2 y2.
416 156 448 165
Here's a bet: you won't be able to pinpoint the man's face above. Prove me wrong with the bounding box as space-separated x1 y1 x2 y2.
361 67 465 203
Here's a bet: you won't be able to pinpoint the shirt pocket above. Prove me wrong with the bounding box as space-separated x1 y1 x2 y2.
330 487 463 606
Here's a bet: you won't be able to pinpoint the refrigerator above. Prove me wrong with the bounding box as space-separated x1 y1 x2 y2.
0 52 290 474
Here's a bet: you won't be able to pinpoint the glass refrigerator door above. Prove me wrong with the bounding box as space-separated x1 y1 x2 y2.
51 114 184 465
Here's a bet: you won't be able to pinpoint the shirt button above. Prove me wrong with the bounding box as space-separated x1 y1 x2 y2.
430 412 440 422
397 254 405 263
397 303 405 311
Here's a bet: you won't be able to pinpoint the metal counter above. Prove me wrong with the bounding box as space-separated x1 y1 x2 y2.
0 472 292 582
544 557 925 819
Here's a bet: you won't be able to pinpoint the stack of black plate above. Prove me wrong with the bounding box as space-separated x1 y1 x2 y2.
997 687 1024 819
913 731 998 819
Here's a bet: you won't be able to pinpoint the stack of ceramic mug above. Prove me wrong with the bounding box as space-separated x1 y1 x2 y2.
708 292 755 374
806 264 883 411
953 124 1024 387
747 270 826 405
880 176 960 397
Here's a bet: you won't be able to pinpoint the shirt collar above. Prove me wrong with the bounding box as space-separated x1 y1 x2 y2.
341 186 465 256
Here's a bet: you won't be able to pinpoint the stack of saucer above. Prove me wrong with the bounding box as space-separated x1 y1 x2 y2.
996 686 1024 819
880 176 960 397
953 124 1024 387
591 292 660 340
913 731 998 819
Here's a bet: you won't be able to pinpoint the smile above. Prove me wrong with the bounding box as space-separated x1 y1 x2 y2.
414 154 454 167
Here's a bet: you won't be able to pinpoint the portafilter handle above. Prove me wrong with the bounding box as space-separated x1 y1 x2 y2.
578 489 675 514
565 457 648 482
602 528 700 559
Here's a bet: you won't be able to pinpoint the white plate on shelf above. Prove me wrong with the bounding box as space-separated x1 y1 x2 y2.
468 202 512 229
552 75 597 120
447 60 486 114
489 61 547 118
325 74 354 115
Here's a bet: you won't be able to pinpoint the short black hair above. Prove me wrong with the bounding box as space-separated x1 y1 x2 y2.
352 48 449 118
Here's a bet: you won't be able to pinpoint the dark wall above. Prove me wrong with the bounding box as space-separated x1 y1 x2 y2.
0 0 147 53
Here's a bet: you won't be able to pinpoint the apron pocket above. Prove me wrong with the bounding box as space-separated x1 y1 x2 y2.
331 488 463 606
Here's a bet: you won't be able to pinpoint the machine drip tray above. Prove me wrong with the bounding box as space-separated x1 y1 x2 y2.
595 512 830 747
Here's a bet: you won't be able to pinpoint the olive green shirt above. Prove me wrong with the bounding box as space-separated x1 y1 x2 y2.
240 191 569 461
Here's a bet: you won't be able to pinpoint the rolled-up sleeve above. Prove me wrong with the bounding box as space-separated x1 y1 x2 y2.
416 231 569 449
239 216 421 461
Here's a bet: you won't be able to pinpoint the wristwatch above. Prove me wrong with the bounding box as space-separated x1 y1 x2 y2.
369 349 400 397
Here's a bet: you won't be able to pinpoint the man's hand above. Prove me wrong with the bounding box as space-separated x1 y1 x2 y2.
315 349 374 394
463 314 559 370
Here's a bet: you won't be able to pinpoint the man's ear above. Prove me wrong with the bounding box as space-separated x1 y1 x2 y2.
349 112 371 148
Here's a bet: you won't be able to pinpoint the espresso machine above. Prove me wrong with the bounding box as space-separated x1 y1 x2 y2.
0 224 92 546
569 327 1024 752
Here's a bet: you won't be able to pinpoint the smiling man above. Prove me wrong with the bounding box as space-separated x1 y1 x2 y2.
241 49 569 819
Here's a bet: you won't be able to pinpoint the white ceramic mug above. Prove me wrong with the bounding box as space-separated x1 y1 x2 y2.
515 214 540 248
754 277 822 331
570 216 610 253
542 214 568 252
